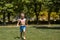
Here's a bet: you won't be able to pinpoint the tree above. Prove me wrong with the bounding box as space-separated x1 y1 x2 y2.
0 1 6 25
43 0 54 24
30 0 42 24
5 3 14 22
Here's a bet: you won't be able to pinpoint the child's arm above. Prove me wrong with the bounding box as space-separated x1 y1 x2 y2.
25 20 28 27
17 19 20 26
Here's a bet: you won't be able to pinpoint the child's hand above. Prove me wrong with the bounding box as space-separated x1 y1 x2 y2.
26 25 28 27
17 25 19 27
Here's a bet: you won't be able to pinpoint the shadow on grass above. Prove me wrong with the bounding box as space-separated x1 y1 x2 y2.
33 26 60 29
14 36 20 39
14 37 24 40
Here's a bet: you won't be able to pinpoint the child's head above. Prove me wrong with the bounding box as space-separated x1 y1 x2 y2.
20 12 25 19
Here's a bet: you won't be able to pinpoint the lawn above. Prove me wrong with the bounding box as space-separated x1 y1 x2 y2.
0 26 60 40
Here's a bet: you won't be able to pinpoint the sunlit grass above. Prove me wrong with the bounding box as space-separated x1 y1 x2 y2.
0 26 60 40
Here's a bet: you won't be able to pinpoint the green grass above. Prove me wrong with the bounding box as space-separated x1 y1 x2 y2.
0 26 60 40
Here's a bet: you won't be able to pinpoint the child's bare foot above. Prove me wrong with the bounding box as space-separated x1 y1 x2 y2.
23 37 26 40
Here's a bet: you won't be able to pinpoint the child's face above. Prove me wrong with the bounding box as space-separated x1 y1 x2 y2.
21 13 25 19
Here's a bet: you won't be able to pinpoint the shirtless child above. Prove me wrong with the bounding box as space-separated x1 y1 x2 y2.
17 13 28 40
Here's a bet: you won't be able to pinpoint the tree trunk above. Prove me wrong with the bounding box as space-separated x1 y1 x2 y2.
3 13 6 25
48 8 52 25
48 12 50 24
35 13 39 24
34 5 39 24
34 1 40 24
59 14 60 20
33 0 41 24
8 13 10 22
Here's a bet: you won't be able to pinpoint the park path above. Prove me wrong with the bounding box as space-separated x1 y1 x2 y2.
0 24 60 27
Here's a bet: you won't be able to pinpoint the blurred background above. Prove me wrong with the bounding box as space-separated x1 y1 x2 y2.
0 0 60 25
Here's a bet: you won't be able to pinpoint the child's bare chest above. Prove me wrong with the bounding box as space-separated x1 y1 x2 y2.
20 19 25 23
19 18 26 25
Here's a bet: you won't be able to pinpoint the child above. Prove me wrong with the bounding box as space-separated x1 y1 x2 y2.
17 13 28 40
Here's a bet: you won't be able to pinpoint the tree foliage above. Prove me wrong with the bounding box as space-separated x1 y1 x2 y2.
0 0 60 23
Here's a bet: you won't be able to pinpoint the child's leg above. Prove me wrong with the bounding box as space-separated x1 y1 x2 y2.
23 27 26 40
23 31 26 40
20 26 23 40
20 32 23 39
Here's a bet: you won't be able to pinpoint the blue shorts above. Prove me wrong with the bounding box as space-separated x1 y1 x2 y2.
20 25 26 32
